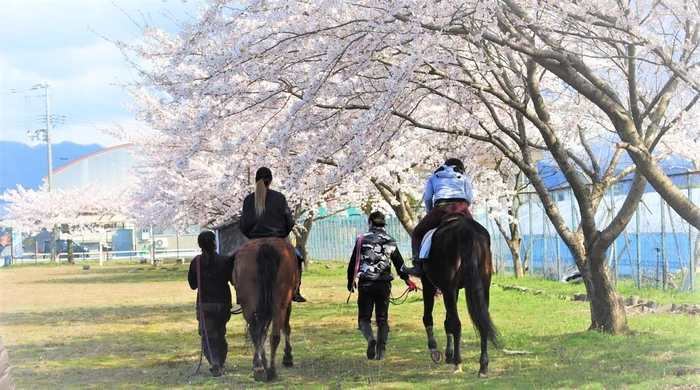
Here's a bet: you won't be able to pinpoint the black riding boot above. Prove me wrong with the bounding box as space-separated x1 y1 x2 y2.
292 256 307 302
376 324 389 361
359 320 376 360
401 258 423 277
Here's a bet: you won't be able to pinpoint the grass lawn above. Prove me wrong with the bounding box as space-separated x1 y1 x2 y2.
0 260 698 389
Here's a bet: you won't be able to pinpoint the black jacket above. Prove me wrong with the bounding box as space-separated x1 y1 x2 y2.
239 189 295 239
347 227 409 287
188 253 234 304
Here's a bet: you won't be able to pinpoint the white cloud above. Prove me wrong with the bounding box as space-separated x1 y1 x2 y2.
0 0 200 146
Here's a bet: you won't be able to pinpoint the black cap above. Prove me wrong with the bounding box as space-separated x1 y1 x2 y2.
255 167 272 182
368 211 386 227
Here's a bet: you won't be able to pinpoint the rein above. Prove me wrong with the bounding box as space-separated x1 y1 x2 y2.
389 284 422 305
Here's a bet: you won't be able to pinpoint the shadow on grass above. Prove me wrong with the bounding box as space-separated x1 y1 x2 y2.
35 265 190 285
0 302 194 328
489 330 700 389
7 306 700 389
5 262 699 389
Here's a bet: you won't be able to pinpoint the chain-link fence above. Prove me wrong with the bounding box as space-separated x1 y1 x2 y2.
480 172 699 292
306 172 699 292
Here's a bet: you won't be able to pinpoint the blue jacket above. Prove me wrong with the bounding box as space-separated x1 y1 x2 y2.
423 165 473 212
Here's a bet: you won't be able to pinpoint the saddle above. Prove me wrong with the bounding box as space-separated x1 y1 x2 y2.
441 211 468 225
419 212 469 259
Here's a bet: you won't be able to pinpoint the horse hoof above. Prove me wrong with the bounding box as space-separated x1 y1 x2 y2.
430 349 443 364
266 367 277 382
253 367 267 382
452 363 462 374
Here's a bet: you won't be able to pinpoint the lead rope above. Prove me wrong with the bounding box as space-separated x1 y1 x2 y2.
345 234 364 304
389 284 422 305
193 254 214 376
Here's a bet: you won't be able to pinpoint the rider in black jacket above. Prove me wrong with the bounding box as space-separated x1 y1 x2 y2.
239 167 307 302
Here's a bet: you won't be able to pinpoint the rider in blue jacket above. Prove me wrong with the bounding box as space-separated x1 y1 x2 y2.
402 158 473 276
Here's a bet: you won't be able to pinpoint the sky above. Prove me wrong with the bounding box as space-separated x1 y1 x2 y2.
0 0 201 147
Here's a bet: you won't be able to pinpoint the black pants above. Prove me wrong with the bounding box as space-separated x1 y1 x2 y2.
357 280 390 327
196 302 232 367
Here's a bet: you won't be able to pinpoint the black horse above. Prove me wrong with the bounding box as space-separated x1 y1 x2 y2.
419 213 501 377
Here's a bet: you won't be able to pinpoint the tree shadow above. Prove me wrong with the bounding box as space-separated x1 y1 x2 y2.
34 265 189 285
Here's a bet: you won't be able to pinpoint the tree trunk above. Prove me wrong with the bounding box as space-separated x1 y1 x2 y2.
371 178 418 234
67 238 75 264
294 216 313 269
494 218 524 278
507 239 524 278
579 251 628 334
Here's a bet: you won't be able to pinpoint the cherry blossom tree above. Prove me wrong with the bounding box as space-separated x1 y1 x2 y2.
118 0 700 334
476 152 528 278
1 183 128 263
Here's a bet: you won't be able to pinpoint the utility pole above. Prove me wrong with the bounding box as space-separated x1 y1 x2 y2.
14 83 61 261
43 82 54 192
43 83 57 262
26 83 57 260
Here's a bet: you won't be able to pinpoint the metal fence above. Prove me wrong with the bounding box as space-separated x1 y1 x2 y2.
483 172 698 291
306 214 412 262
306 172 699 292
12 248 198 264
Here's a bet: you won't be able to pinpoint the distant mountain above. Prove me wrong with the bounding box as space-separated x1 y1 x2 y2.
0 141 104 211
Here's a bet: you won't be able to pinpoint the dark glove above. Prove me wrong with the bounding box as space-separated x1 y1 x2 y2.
347 281 356 292
405 278 417 292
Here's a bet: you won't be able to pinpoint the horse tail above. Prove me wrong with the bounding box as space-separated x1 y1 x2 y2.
461 222 502 349
249 243 280 344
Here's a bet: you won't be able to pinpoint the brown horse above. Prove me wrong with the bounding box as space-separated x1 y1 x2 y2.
231 237 299 382
419 213 501 377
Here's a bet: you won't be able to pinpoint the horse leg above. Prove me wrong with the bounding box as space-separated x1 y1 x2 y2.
478 330 490 378
453 330 463 374
442 288 462 373
252 338 267 382
475 232 497 378
267 333 279 381
445 332 454 364
421 277 441 363
282 305 294 367
479 268 492 378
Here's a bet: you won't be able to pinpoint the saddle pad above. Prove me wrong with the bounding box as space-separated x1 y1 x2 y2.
419 228 437 259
